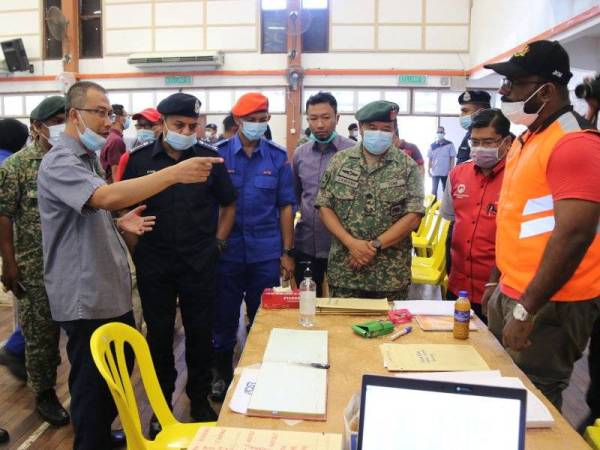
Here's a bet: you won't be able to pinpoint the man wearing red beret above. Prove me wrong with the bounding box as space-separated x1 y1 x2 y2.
211 92 296 401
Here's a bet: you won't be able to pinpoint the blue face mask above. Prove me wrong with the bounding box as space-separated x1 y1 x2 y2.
77 112 106 153
310 131 337 145
459 115 472 130
362 130 393 155
137 129 155 144
241 121 268 141
164 122 197 151
123 116 131 130
437 132 445 141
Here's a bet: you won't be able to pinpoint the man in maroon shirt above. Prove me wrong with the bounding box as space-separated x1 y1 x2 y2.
99 104 130 183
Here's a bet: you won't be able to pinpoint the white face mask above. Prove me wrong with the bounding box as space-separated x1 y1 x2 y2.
500 84 547 127
43 123 65 147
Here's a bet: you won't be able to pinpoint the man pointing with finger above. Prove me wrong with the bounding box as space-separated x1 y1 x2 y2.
37 82 223 450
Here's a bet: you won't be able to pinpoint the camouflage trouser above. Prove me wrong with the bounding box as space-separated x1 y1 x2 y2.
17 281 60 394
329 285 409 301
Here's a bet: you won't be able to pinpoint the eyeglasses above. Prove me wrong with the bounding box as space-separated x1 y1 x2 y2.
76 108 117 122
500 78 546 92
469 137 505 147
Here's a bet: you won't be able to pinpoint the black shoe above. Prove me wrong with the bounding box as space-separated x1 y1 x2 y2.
0 347 26 382
210 350 233 402
190 400 218 422
110 429 126 448
35 389 70 427
148 415 162 440
0 428 8 444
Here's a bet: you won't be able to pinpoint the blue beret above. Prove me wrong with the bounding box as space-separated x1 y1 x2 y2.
157 93 201 118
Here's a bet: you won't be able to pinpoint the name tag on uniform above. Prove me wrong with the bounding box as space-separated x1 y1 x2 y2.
339 167 361 181
262 169 272 175
334 174 359 188
146 170 156 174
379 179 405 189
228 169 236 174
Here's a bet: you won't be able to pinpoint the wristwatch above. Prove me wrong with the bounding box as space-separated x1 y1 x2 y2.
371 239 382 253
283 247 295 257
512 303 535 322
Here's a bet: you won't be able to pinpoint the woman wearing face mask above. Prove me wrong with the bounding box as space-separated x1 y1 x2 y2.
316 100 424 301
440 109 513 322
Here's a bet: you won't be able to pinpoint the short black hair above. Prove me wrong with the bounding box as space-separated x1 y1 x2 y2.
304 127 311 136
66 81 106 112
112 104 125 116
348 123 358 131
437 126 445 132
471 108 511 137
306 91 337 114
223 113 236 131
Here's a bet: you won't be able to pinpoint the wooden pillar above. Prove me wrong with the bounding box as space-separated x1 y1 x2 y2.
61 0 79 74
285 0 303 157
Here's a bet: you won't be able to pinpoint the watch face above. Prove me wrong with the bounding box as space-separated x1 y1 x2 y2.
513 304 528 321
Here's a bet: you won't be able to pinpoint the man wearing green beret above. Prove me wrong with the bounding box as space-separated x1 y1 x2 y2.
315 100 425 300
0 96 70 426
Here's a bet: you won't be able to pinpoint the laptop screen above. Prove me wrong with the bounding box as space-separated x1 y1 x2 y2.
358 375 526 450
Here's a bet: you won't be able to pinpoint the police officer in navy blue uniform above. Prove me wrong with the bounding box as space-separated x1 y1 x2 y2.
456 90 491 164
211 92 295 400
122 93 236 437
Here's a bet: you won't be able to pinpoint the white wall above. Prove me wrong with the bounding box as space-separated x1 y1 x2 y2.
470 0 598 69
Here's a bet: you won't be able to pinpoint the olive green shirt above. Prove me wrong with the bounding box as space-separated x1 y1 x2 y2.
315 144 424 291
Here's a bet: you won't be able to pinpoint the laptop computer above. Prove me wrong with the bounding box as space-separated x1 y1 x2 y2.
357 374 526 450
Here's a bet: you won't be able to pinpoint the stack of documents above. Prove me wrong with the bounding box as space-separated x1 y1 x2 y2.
189 426 342 450
245 328 329 421
316 297 390 315
380 343 490 372
395 370 555 428
394 300 473 316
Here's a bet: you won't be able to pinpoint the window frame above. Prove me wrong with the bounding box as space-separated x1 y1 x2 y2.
79 0 103 59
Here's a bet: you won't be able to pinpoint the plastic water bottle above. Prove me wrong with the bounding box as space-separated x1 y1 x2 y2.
453 290 471 340
299 265 316 327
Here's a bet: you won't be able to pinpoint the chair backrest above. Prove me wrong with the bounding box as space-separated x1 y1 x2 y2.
414 201 441 238
90 322 178 450
430 218 451 271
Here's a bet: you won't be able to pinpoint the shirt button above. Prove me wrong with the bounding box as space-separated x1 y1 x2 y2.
472 220 476 224
467 240 471 243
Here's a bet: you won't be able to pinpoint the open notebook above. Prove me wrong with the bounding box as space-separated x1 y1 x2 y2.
246 328 329 420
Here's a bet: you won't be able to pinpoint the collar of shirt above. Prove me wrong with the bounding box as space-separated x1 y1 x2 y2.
518 105 575 146
232 133 265 158
310 136 340 154
109 128 123 138
431 139 450 149
150 136 196 159
23 142 44 160
58 131 94 158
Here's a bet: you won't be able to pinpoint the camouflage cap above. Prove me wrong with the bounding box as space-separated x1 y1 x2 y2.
30 96 66 121
355 100 399 123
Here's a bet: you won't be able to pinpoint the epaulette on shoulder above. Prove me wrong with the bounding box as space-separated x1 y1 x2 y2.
196 140 219 153
129 141 154 154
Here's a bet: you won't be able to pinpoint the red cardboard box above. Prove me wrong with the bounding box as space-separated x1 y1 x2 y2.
261 288 300 309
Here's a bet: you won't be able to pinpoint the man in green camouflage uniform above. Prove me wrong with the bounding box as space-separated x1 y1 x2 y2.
315 100 424 300
0 96 70 426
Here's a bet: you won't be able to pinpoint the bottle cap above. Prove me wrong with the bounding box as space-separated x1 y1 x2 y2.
303 263 312 279
458 290 468 298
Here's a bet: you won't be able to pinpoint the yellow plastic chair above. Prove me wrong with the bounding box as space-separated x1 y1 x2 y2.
412 219 450 296
90 322 215 450
412 201 442 257
585 419 600 450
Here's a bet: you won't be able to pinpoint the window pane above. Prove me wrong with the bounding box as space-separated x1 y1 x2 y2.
184 90 207 108
131 92 155 114
108 92 131 112
302 0 328 8
208 90 234 113
383 90 409 113
80 16 102 58
155 90 179 105
25 95 47 115
261 10 287 53
330 90 354 113
301 9 328 52
262 0 286 10
413 91 438 113
357 90 381 108
263 89 286 113
440 91 460 115
80 0 101 16
302 89 319 112
3 96 24 116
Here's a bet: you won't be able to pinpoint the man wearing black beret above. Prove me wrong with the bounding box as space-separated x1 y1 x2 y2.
457 90 491 164
122 92 236 437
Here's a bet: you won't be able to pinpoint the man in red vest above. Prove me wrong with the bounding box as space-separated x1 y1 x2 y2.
484 40 600 410
441 109 513 321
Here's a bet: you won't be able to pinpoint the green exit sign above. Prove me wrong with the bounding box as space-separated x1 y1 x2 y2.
398 74 428 85
165 75 193 86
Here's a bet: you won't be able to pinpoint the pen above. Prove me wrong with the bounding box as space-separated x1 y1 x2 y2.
389 326 412 341
289 362 331 369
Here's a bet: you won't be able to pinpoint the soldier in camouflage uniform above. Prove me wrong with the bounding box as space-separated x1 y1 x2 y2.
0 96 70 426
315 100 424 300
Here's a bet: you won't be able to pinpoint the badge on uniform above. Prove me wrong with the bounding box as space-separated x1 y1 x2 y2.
390 202 404 218
146 170 156 174
262 169 272 176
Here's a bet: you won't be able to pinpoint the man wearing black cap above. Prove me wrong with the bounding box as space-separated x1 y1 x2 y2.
483 40 600 411
0 118 29 164
0 96 72 427
122 92 236 436
456 90 491 164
